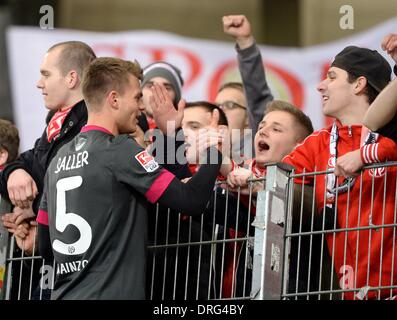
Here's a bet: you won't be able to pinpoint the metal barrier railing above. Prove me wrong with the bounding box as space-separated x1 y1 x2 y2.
0 178 259 300
0 196 52 300
250 164 291 300
2 162 396 300
262 162 397 300
146 180 256 300
0 195 12 299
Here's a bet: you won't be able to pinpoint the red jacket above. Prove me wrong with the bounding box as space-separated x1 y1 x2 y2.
283 122 397 299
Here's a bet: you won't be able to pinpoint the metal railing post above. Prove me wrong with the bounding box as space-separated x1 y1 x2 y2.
251 163 292 300
0 195 12 300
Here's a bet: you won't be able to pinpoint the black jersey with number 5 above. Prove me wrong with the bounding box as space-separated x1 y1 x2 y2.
38 126 175 299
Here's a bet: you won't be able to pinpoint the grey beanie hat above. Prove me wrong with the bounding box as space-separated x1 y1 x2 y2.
141 61 184 106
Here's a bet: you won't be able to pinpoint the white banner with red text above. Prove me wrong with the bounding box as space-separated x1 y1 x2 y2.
6 18 397 151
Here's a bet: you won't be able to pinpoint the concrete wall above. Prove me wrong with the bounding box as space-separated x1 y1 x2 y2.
2 0 396 122
300 0 397 46
57 0 397 47
58 0 266 43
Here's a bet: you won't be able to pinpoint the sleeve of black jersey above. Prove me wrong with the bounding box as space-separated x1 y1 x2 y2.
151 127 191 180
157 147 222 216
37 174 54 262
162 128 191 180
114 136 171 197
38 224 54 263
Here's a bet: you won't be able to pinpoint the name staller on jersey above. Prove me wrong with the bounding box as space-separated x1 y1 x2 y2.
55 151 89 174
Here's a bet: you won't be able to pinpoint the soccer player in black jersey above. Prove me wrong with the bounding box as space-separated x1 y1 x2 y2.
37 57 225 299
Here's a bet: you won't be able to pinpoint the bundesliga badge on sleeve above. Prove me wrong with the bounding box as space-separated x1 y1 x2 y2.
135 150 159 172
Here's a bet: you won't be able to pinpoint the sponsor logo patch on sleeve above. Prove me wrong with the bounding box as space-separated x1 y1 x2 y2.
135 150 159 172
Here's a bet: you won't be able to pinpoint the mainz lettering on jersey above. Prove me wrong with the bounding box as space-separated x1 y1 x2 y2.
55 151 89 174
56 259 88 275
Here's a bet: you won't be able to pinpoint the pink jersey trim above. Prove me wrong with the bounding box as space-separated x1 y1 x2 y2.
81 125 113 135
145 169 175 203
37 210 49 226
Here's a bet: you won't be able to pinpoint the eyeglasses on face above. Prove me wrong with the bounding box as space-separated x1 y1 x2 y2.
217 101 246 111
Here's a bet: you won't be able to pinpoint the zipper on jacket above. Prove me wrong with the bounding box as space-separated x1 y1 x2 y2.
348 126 352 137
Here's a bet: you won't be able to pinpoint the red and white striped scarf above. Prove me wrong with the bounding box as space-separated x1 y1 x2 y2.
46 106 73 142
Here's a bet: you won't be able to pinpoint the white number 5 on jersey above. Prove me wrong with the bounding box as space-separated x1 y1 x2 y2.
52 176 92 255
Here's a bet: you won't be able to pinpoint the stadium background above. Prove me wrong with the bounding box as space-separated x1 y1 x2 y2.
0 0 396 128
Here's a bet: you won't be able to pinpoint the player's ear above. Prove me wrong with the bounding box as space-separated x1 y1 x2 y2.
107 91 119 109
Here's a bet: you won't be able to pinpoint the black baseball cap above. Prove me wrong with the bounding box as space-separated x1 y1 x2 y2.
331 46 391 93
